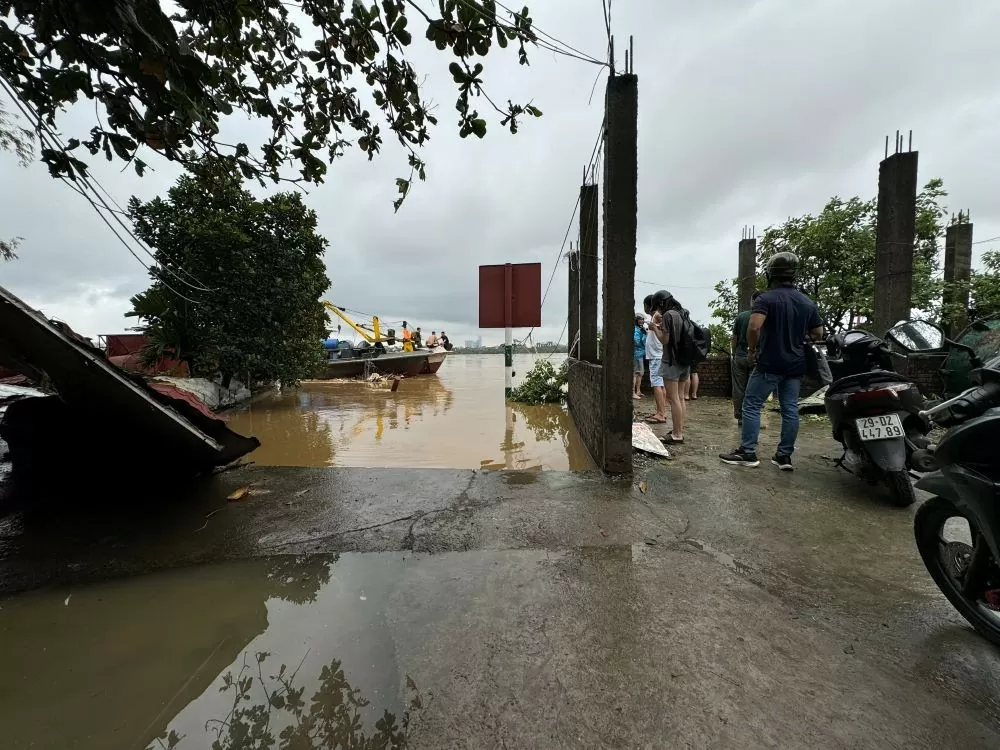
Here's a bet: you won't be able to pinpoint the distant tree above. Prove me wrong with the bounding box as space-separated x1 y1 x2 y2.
0 103 33 260
126 156 329 385
709 179 949 333
1 0 544 208
707 322 730 355
966 249 1000 322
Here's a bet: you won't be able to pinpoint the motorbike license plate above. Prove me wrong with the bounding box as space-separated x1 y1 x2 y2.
856 414 904 441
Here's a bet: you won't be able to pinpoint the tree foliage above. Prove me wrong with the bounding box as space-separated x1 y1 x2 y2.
967 249 1000 321
1 102 33 260
707 322 730 354
126 156 330 385
0 0 543 207
710 179 949 333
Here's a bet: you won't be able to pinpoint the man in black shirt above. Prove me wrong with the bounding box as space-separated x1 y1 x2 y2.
720 252 824 470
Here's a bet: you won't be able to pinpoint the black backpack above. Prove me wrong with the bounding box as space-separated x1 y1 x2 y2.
674 313 710 367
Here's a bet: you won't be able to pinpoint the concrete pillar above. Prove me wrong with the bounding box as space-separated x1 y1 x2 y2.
943 219 974 337
578 184 599 364
737 236 757 311
567 247 580 358
600 73 638 476
873 149 919 336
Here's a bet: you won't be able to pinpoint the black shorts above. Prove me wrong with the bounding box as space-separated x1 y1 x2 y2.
689 361 699 374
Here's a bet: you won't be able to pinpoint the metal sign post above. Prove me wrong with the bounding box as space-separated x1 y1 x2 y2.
478 262 542 400
504 263 513 397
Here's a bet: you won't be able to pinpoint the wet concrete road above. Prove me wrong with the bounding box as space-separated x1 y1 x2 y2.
2 398 1000 748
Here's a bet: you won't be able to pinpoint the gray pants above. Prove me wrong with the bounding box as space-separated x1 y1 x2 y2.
731 355 751 419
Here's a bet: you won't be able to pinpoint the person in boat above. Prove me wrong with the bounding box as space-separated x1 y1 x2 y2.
401 321 413 352
439 331 451 350
414 327 423 348
425 331 439 347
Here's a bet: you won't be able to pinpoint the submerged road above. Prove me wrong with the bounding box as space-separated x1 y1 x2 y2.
1 399 999 748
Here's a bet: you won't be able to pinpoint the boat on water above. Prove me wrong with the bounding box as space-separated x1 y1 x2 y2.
321 345 448 379
318 302 450 379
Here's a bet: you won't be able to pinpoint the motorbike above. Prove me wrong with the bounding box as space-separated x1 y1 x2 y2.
908 354 1000 646
822 327 930 507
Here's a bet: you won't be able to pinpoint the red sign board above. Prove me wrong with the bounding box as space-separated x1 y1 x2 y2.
479 263 542 328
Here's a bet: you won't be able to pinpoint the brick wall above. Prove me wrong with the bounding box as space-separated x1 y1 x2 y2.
696 356 732 397
693 353 946 399
890 352 948 397
567 357 603 466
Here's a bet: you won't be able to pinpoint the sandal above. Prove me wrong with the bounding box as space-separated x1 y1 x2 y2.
645 416 667 424
661 434 685 445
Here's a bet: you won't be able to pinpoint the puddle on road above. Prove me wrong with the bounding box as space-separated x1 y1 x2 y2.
225 354 594 471
0 555 415 750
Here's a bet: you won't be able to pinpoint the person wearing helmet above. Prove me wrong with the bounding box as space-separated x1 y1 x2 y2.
649 289 689 444
720 252 824 470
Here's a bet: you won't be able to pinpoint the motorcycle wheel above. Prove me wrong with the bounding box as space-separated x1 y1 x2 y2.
885 469 916 507
914 496 1000 647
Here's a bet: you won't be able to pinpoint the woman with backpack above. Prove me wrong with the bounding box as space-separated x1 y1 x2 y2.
632 314 647 399
649 290 696 445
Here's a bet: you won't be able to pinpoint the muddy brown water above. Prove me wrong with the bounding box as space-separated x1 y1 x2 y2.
225 354 594 471
0 356 592 749
0 554 415 749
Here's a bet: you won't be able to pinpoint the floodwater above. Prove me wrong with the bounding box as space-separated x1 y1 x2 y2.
225 354 594 471
0 554 416 750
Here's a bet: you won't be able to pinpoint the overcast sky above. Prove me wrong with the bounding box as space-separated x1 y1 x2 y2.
2 0 999 345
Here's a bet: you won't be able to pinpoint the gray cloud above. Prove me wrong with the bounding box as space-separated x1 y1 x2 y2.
2 0 1000 345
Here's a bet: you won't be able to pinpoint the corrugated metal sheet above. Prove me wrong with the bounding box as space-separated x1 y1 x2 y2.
0 284 259 472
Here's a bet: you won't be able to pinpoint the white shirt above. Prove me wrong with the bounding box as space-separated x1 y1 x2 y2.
645 324 663 360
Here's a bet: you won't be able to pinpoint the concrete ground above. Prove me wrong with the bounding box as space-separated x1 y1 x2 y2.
1 397 999 748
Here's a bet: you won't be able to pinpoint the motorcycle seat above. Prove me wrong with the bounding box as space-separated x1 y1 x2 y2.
827 369 914 396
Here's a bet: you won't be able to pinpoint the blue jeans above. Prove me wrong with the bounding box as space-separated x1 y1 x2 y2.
740 370 801 457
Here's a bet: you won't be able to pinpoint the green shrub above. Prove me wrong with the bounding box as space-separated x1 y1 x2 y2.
509 359 568 405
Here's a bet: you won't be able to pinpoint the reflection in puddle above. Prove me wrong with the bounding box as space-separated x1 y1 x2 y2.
225 354 594 471
0 555 416 750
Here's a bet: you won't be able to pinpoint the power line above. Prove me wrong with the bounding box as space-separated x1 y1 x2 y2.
513 116 602 347
493 0 606 64
545 316 569 361
973 235 1000 245
0 76 214 296
512 191 580 347
448 0 607 66
635 279 718 290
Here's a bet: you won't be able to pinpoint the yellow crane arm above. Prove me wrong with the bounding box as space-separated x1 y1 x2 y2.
322 301 382 343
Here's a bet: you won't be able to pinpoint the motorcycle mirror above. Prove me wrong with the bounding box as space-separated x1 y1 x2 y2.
886 320 945 352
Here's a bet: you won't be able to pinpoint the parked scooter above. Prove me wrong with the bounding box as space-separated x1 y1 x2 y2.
909 354 1000 646
823 327 929 507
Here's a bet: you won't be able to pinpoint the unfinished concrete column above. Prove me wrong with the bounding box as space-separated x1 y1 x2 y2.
737 229 757 311
873 132 919 335
567 246 580 358
600 73 638 475
943 215 974 338
578 184 599 363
